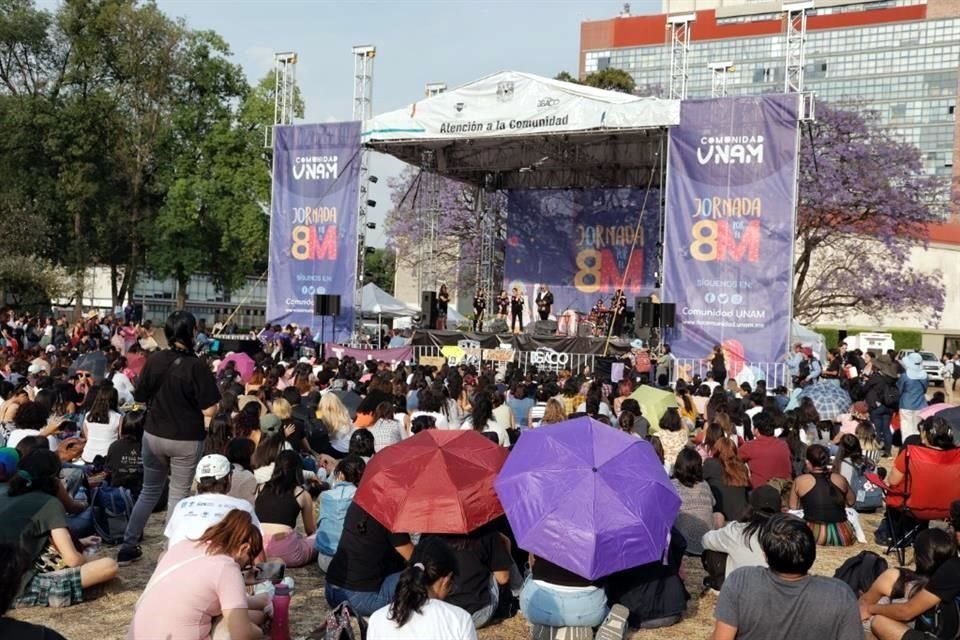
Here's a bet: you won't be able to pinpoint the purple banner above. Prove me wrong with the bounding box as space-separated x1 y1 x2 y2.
504 188 660 322
663 95 800 367
267 122 361 342
323 344 413 364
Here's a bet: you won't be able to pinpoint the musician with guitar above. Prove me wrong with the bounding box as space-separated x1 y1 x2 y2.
535 285 554 321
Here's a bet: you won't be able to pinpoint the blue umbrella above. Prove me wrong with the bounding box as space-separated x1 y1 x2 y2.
797 380 852 421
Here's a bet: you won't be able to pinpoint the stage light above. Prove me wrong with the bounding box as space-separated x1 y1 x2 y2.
369 176 379 184
366 222 377 229
366 199 377 207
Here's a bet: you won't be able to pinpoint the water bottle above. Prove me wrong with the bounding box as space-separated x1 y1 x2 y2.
271 583 291 640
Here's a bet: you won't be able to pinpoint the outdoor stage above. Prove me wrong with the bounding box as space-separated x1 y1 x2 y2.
411 330 633 356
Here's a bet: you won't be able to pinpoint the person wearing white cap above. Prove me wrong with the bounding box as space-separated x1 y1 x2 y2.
163 454 261 547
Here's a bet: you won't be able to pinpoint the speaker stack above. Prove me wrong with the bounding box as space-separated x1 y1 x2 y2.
313 294 341 316
421 291 437 329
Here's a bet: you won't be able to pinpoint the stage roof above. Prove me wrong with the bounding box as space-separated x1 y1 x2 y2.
363 71 679 190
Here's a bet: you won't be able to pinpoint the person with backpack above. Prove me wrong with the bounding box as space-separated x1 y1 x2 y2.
864 355 899 457
861 502 960 640
834 434 884 513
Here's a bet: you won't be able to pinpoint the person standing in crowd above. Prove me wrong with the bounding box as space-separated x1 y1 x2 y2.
118 311 221 566
496 289 509 323
510 287 524 335
472 288 486 333
864 354 899 456
535 285 553 321
610 288 627 336
898 352 929 442
436 285 450 331
712 514 862 639
708 345 727 387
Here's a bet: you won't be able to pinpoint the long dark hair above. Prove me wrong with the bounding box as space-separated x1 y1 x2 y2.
388 536 457 627
263 450 304 496
8 449 61 497
204 412 234 456
834 434 864 469
892 528 956 599
470 392 494 431
740 487 781 550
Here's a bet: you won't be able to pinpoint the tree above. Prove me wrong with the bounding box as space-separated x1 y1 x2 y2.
149 32 269 309
385 168 499 292
794 103 946 324
582 68 636 94
554 68 637 94
364 248 396 293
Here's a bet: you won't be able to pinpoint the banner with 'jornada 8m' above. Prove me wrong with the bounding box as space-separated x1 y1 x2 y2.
267 122 360 342
663 95 800 367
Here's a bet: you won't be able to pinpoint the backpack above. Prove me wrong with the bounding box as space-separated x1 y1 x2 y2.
833 551 888 596
850 461 884 512
314 602 366 640
92 482 134 546
882 383 901 408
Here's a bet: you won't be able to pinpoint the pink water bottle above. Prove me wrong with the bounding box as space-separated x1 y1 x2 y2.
271 583 291 640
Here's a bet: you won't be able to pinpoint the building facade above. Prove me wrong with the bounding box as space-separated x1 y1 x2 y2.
581 0 960 354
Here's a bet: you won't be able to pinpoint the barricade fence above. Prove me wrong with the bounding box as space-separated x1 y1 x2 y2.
671 359 792 389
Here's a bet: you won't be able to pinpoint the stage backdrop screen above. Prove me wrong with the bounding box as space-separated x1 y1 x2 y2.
504 188 660 322
663 95 800 365
267 122 360 342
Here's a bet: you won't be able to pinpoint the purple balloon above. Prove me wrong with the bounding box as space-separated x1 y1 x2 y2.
495 416 680 580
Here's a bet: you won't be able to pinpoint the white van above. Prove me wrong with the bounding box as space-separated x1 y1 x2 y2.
842 332 895 356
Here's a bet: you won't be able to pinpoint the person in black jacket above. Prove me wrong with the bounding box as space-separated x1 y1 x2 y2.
863 354 899 456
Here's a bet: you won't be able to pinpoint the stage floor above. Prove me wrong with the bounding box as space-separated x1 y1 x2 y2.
410 329 633 355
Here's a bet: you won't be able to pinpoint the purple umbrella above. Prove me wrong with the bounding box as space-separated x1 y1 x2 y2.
217 352 255 383
495 417 680 580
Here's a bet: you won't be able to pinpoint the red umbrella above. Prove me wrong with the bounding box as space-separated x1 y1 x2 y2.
354 430 509 534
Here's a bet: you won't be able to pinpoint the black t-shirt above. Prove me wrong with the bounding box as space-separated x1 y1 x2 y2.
920 556 960 638
326 503 411 591
442 529 513 614
0 619 67 640
105 437 143 492
531 555 597 588
703 458 750 522
134 349 220 441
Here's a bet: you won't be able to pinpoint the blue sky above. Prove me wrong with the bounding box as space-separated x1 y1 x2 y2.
38 0 659 244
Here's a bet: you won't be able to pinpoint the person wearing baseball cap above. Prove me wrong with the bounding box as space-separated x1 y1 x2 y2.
163 454 261 547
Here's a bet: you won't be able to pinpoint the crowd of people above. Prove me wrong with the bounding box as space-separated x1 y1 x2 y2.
0 306 959 640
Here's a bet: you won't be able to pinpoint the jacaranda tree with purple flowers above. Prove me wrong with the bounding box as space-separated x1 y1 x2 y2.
794 102 946 325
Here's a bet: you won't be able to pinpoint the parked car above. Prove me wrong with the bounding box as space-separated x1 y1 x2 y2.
896 349 944 386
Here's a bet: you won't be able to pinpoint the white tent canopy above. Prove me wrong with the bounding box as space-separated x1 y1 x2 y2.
363 71 680 190
360 282 415 318
792 320 828 362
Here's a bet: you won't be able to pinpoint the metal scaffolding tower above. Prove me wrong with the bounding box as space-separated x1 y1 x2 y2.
709 61 735 97
784 2 812 94
667 14 695 100
264 51 297 148
352 45 376 336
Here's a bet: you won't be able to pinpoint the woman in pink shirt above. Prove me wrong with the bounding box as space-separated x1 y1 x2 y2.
129 510 268 640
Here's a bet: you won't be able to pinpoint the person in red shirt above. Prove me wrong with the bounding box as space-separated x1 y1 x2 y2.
739 412 793 489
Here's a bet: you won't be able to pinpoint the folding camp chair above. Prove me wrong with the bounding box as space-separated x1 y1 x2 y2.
866 445 960 565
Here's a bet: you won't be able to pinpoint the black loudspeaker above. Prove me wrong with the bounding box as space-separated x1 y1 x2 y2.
486 319 508 334
636 297 655 329
314 294 341 316
421 291 437 328
529 320 558 336
838 329 848 344
661 303 676 328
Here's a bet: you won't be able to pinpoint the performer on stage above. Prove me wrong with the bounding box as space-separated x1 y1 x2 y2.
510 286 524 334
472 287 486 332
496 289 509 320
535 285 554 321
610 288 627 336
436 284 450 330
